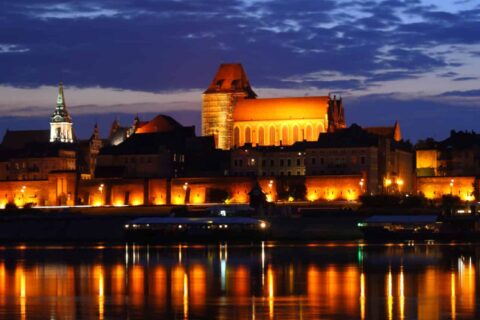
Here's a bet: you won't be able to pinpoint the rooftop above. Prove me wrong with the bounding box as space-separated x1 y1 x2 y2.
233 96 329 121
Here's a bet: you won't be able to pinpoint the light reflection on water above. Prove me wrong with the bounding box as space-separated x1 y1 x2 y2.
0 242 478 319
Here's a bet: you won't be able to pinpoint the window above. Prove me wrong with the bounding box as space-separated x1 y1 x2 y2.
287 159 291 167
216 79 224 89
261 160 266 167
361 156 366 165
296 158 300 166
239 160 243 167
270 159 274 166
311 158 316 165
320 158 324 164
287 171 291 176
234 160 238 167
280 159 284 166
297 171 300 175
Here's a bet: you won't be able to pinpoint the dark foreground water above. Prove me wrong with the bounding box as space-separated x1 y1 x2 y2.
0 242 479 319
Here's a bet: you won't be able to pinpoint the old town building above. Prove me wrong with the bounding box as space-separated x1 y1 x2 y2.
416 130 480 201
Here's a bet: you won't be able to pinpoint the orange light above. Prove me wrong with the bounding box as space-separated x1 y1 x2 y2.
384 178 392 187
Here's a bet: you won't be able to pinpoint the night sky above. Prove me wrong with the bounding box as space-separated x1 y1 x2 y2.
0 0 479 142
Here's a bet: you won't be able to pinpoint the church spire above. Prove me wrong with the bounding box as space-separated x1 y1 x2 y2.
50 83 74 143
52 83 72 123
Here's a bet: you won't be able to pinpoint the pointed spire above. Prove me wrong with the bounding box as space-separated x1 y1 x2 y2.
393 120 402 142
57 82 65 107
51 83 72 123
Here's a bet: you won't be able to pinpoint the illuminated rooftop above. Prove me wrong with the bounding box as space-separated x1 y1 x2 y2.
233 96 329 121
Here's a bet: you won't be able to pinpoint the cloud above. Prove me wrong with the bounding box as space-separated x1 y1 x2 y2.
1 0 479 92
0 85 202 116
439 89 480 97
0 44 30 54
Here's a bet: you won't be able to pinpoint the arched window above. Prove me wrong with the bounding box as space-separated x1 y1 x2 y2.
245 127 251 144
306 125 313 141
316 124 324 139
258 127 265 145
234 127 240 147
269 126 276 145
293 125 299 143
282 126 288 145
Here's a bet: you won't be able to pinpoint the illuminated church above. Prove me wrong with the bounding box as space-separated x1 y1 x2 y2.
202 63 346 150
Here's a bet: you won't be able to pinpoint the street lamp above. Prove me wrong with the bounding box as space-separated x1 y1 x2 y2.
97 183 104 206
267 180 274 202
450 179 454 195
20 186 26 206
396 178 404 192
359 178 365 193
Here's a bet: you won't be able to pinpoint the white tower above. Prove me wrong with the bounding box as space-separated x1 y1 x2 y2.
50 83 74 143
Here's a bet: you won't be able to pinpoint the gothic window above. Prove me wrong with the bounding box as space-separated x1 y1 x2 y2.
258 127 265 145
317 124 324 137
293 126 299 142
245 127 251 144
234 127 240 147
269 126 276 145
306 125 313 141
282 126 288 145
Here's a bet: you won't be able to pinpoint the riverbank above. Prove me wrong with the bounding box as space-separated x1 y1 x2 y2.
0 204 440 242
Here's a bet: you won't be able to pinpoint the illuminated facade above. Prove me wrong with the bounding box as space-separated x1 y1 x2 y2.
50 83 74 143
202 64 345 150
416 130 480 177
417 176 477 201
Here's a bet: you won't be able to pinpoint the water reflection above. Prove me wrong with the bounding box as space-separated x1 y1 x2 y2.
0 243 479 319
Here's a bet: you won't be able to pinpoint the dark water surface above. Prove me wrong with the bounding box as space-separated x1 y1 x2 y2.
0 242 479 319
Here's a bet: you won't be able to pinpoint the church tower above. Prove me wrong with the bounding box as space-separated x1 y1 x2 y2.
202 64 256 150
50 83 74 143
327 94 346 132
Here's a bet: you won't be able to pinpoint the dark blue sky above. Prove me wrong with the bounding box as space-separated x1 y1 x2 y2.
0 0 479 142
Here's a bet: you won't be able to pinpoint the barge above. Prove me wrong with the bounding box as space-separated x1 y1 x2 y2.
124 216 270 242
358 214 480 241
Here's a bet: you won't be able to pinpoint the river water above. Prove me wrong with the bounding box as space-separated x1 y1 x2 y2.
0 242 478 319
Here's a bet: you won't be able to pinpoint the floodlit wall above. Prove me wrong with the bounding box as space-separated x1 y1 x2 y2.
416 150 438 176
110 180 145 206
417 176 476 201
149 179 168 205
170 177 255 205
305 175 363 201
0 172 76 207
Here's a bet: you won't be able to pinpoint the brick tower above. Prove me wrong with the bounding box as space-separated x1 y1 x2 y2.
202 64 256 150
